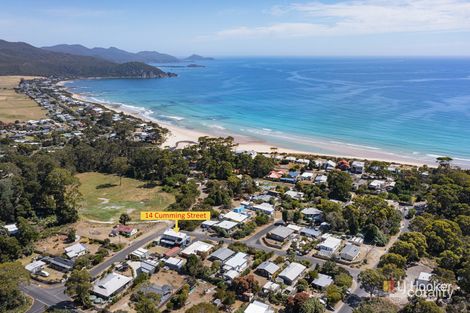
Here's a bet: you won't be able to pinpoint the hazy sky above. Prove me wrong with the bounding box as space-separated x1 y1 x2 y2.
1 0 470 57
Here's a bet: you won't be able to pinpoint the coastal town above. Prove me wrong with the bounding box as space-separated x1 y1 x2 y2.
1 75 467 313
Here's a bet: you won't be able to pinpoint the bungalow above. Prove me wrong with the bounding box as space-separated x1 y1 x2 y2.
65 243 87 259
314 175 328 185
209 247 235 262
251 202 275 215
262 281 280 294
267 226 295 242
266 170 284 180
280 171 299 184
92 272 132 299
287 224 302 233
201 220 219 229
130 248 149 260
3 223 19 235
224 211 249 223
224 269 241 281
296 158 311 165
256 261 280 278
300 227 322 238
223 252 249 273
340 244 361 261
116 225 137 237
137 259 159 275
312 273 333 290
244 300 275 313
285 190 304 200
43 256 74 272
139 284 172 307
301 207 323 223
277 262 306 285
25 260 46 274
369 180 386 190
180 241 214 257
324 160 336 171
416 272 433 288
164 257 185 271
214 220 239 234
159 229 190 247
318 237 342 257
351 161 365 174
300 172 314 181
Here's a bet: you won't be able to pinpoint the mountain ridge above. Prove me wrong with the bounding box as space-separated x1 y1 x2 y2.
0 39 176 78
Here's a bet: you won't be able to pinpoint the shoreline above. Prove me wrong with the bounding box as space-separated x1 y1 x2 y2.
64 82 438 168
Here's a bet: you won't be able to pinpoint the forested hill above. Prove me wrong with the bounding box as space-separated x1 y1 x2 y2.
0 39 176 78
42 44 180 63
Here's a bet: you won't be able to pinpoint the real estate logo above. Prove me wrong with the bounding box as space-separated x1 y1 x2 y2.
384 278 455 299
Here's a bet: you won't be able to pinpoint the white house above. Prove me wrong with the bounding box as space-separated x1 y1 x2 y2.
223 252 249 273
277 262 306 285
340 244 361 261
92 272 132 299
180 241 214 257
314 175 328 184
318 237 342 257
369 180 386 190
224 211 249 223
416 272 433 288
130 248 149 260
164 257 185 271
64 243 87 259
251 203 275 215
4 223 19 235
351 161 365 174
25 260 46 274
301 207 323 222
312 273 334 289
285 190 304 200
159 229 190 247
244 300 275 313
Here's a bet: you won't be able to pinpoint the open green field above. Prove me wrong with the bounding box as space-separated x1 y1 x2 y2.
0 76 46 122
76 172 175 222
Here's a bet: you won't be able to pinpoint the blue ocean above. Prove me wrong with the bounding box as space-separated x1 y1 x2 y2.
66 57 470 167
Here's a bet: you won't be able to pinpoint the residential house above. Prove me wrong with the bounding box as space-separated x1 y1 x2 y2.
43 256 74 272
159 229 190 247
209 247 235 262
314 174 328 185
318 236 342 257
277 262 306 285
137 259 159 275
267 226 295 242
25 260 46 274
164 257 185 271
64 243 87 259
224 211 249 223
201 220 219 229
130 248 149 260
285 190 304 200
340 244 361 261
244 300 275 313
116 225 137 237
300 227 322 238
139 284 173 307
416 272 433 288
369 180 385 190
223 252 249 273
351 161 365 174
3 223 19 235
180 241 214 257
256 261 280 278
324 160 336 171
312 273 333 290
262 281 280 294
300 172 314 181
301 207 324 223
214 220 239 234
251 202 275 215
92 272 132 299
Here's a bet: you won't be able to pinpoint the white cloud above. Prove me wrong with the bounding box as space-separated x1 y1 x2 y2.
207 0 470 39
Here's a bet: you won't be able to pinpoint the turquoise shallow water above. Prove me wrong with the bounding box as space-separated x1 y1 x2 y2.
66 57 470 167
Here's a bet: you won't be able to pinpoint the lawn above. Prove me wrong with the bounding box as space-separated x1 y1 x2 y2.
76 172 175 222
0 76 46 122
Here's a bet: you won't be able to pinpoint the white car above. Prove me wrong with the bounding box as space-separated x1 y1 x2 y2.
39 270 50 277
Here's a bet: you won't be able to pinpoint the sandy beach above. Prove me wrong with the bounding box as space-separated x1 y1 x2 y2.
68 89 435 168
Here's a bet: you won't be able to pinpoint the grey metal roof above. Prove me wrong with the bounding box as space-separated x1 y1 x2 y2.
209 247 235 261
340 244 360 258
312 273 333 288
269 226 295 239
257 261 280 275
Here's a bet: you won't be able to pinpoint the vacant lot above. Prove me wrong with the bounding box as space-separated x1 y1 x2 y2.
77 172 175 222
0 76 46 122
